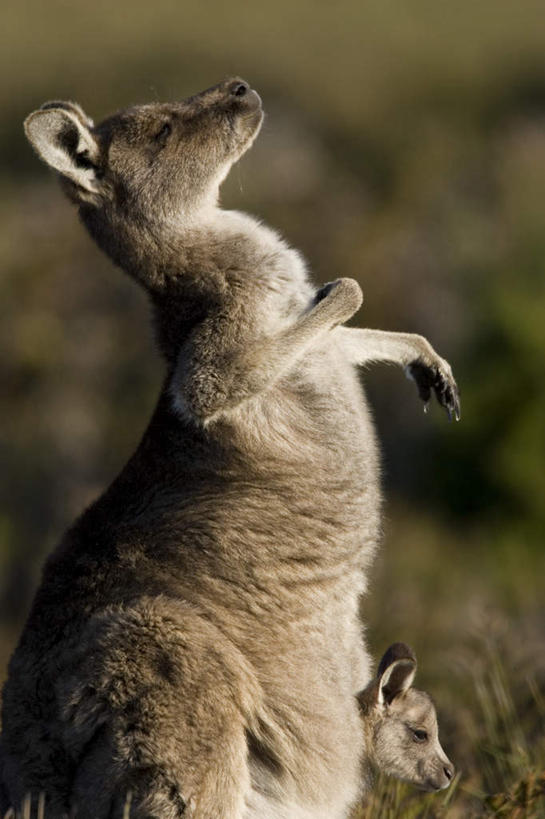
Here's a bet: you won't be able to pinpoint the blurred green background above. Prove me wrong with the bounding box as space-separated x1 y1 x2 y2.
1 0 545 814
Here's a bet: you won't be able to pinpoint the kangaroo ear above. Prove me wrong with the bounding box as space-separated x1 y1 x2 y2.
24 102 101 198
377 642 417 706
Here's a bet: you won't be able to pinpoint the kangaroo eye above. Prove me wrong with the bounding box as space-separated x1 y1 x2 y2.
412 729 428 743
154 122 172 143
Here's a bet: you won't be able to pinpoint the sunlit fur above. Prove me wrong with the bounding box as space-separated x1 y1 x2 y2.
1 80 456 818
358 644 454 794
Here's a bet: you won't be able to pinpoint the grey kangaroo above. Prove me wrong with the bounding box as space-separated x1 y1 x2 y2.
0 79 459 819
358 643 454 794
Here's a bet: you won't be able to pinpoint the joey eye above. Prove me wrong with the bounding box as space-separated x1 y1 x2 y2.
412 729 428 743
154 122 172 143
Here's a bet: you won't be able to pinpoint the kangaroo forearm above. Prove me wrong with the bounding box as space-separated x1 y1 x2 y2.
335 327 437 368
174 339 313 422
175 309 342 421
336 326 460 419
174 278 363 422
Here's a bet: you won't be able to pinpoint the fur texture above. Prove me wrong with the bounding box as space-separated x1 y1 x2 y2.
1 79 458 818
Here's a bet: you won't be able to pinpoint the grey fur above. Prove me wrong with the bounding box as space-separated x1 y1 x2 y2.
1 79 458 818
358 643 455 793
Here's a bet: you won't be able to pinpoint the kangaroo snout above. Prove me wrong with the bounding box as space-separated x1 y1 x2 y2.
193 77 262 114
427 758 455 791
226 78 262 113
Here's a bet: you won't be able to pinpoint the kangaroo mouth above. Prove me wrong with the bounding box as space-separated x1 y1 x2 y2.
242 88 262 113
422 776 451 792
238 91 263 133
235 89 264 146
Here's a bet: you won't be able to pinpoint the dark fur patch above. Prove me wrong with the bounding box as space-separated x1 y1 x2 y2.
246 727 283 777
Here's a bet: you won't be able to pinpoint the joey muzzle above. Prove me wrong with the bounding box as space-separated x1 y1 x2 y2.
425 759 455 791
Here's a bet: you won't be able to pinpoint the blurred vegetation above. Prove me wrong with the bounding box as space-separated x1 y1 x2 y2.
1 0 544 815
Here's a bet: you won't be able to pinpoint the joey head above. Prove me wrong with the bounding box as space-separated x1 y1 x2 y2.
357 643 455 793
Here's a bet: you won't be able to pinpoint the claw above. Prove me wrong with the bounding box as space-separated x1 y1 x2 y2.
408 359 460 422
454 395 461 421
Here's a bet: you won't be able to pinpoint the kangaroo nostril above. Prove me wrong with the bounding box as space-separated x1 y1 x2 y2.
444 765 454 781
231 81 249 97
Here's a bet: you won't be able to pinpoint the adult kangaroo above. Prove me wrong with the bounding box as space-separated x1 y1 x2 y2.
0 79 459 818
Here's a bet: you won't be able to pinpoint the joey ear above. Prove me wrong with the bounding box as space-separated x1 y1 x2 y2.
376 642 417 706
24 103 101 197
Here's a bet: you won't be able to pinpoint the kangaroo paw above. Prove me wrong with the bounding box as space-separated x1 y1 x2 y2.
406 359 461 421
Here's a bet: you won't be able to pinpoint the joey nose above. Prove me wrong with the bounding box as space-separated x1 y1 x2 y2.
444 763 455 782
